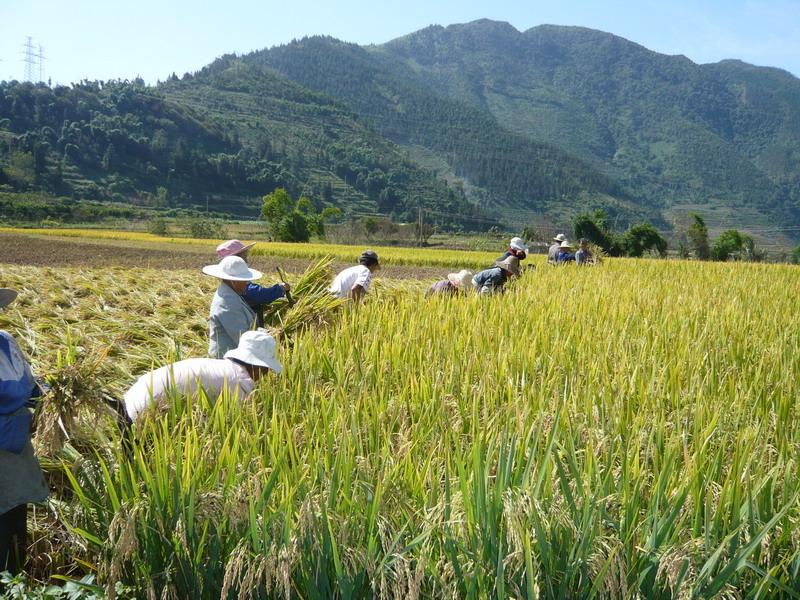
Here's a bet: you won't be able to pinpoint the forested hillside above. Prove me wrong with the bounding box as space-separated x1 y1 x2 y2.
378 21 800 227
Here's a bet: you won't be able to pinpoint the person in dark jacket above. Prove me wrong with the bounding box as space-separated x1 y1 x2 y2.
0 289 49 575
575 239 593 266
216 240 290 327
472 256 521 295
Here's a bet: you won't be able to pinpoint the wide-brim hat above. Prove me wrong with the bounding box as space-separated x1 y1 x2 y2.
202 256 263 281
225 329 282 373
553 233 567 242
495 256 521 277
0 288 18 309
216 239 256 259
447 269 473 288
509 237 529 252
560 240 573 249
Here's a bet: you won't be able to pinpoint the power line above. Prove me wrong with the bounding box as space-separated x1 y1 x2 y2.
22 36 36 82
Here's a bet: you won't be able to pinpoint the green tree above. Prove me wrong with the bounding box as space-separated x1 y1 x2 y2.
622 223 668 257
262 188 295 239
711 229 759 261
790 246 800 265
277 211 311 243
687 213 710 260
573 210 623 256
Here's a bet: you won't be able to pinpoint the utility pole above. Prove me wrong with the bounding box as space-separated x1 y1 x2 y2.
417 205 424 247
22 36 36 82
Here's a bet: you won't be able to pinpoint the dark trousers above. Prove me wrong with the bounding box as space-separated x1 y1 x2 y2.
0 504 27 575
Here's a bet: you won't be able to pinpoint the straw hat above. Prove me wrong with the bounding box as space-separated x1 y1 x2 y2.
509 237 528 252
0 288 18 309
216 239 256 259
553 233 567 242
495 256 521 277
447 270 473 288
560 240 573 249
225 329 282 373
202 256 263 281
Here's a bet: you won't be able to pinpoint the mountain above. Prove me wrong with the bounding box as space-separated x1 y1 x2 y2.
375 21 800 229
2 20 800 237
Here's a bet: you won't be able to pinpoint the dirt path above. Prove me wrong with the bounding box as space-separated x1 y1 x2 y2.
0 233 452 280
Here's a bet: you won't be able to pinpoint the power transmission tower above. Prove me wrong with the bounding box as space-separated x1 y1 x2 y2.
36 44 45 82
22 36 36 82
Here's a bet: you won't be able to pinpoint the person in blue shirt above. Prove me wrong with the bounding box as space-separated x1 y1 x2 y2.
472 256 521 295
216 240 290 328
557 240 577 264
0 288 49 575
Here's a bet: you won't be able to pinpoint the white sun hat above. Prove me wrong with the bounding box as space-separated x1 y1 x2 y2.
0 288 18 309
224 329 282 373
447 269 473 288
509 237 529 252
202 256 263 281
560 240 573 249
553 233 567 242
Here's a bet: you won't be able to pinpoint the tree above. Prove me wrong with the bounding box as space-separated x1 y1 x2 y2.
686 213 710 260
711 229 756 261
790 246 800 265
622 223 667 257
573 210 623 256
277 211 311 243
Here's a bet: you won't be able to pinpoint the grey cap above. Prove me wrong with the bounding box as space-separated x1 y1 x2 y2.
359 249 379 266
0 288 18 309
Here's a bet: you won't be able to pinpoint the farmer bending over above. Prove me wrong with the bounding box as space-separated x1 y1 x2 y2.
496 237 529 263
472 256 521 295
427 270 473 297
329 250 380 303
0 288 49 576
122 329 282 424
216 239 290 327
204 256 263 358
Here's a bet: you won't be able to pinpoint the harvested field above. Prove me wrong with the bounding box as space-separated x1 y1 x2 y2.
0 232 466 279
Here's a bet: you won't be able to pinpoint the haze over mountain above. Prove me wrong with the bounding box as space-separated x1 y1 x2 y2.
2 19 799 237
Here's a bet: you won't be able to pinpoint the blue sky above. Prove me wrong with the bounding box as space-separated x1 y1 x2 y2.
1 0 798 84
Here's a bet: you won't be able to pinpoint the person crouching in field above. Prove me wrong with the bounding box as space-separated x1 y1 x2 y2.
204 256 264 358
216 240 290 328
576 238 593 266
472 256 521 295
122 329 281 424
497 237 528 263
426 270 473 297
0 289 49 576
329 250 380 303
548 234 567 265
557 240 577 265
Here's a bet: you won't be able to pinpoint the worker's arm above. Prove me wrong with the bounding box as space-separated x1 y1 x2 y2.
350 284 367 303
243 282 289 305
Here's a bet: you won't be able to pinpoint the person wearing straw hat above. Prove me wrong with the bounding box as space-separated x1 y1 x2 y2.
203 255 264 358
548 234 567 265
496 237 529 263
329 249 380 304
471 256 521 295
216 240 290 327
122 329 282 424
0 289 49 575
557 240 577 264
426 270 474 297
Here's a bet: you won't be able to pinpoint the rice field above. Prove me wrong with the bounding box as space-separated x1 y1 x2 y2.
2 255 800 598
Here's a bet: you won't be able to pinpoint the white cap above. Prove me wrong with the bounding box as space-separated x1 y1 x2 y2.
224 329 282 373
202 256 263 281
510 237 528 252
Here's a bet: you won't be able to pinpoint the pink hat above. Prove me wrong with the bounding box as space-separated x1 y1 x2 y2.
216 239 256 259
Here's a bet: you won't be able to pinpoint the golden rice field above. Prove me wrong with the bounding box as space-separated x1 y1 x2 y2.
2 254 800 598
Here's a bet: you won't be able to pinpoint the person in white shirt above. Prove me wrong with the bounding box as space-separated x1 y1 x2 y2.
329 249 380 303
122 329 282 424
